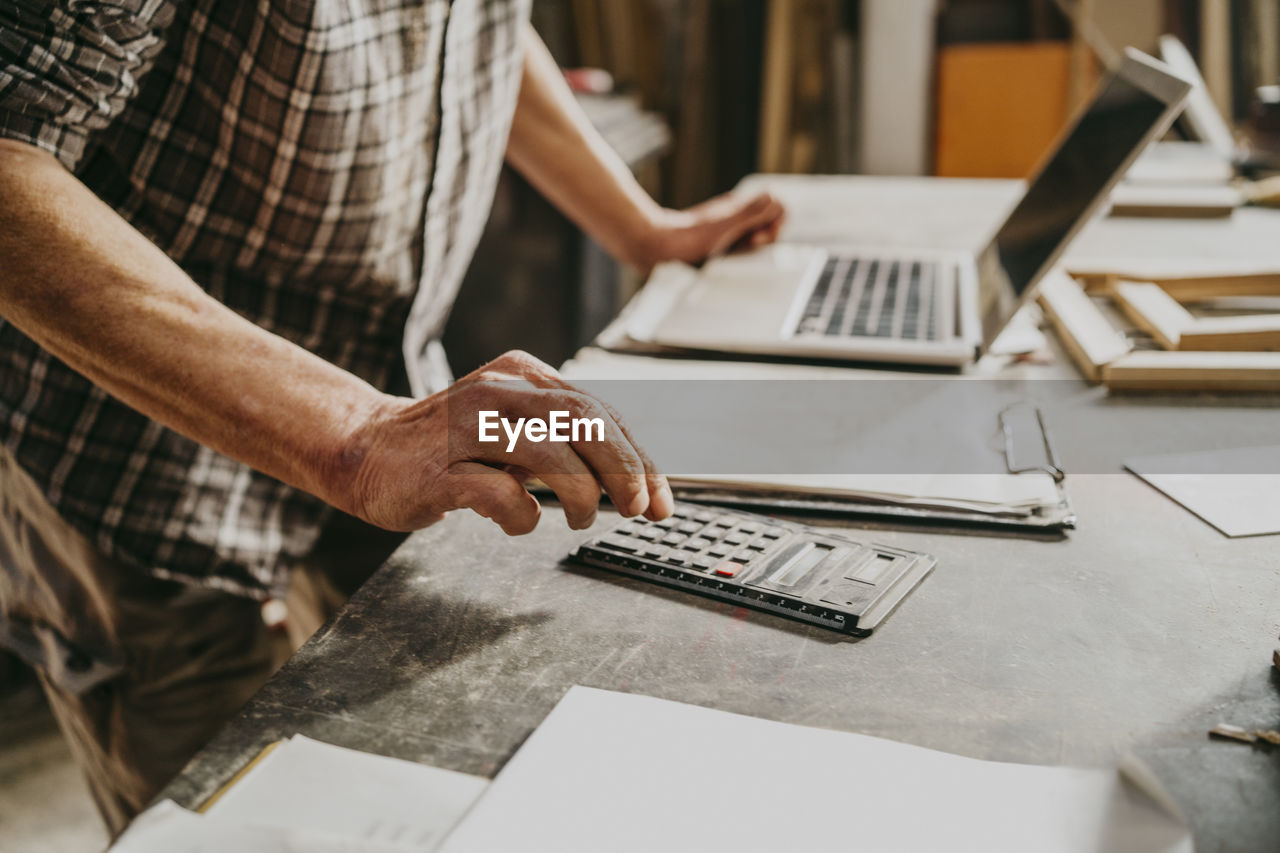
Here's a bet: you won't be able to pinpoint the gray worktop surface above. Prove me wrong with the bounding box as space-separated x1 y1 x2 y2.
165 470 1279 850
162 177 1280 852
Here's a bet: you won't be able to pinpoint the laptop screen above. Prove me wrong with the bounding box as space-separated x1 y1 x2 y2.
975 60 1186 348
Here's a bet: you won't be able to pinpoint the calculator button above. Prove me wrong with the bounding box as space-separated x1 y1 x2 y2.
601 535 640 553
707 544 732 558
678 521 703 534
762 527 785 539
746 539 769 551
738 522 760 533
724 532 747 545
692 510 715 522
713 561 744 578
684 538 714 551
616 522 638 535
690 555 716 569
641 545 668 559
635 527 662 541
662 532 687 546
733 550 755 562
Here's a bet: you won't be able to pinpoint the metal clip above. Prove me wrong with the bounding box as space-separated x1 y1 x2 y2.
999 402 1065 483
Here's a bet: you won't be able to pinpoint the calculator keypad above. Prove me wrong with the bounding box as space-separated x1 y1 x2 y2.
569 503 936 635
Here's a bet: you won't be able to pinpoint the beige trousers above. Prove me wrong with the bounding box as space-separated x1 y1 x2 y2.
0 448 403 838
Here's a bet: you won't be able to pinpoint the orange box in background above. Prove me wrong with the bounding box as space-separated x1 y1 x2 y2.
934 42 1099 179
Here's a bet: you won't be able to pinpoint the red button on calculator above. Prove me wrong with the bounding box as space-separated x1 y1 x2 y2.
713 561 743 578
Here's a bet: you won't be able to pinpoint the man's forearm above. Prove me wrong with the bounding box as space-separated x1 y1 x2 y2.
505 26 786 274
0 140 385 512
504 25 665 270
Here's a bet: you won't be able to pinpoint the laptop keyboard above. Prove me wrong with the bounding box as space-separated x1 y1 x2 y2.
794 258 943 341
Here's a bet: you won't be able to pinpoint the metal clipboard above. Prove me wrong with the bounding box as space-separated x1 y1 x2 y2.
669 403 1076 533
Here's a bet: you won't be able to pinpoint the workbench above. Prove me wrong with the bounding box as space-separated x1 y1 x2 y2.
162 177 1280 852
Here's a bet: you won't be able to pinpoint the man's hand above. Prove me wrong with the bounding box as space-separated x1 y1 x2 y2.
344 351 673 535
629 191 787 276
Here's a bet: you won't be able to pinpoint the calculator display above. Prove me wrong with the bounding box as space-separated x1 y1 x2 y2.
769 544 830 586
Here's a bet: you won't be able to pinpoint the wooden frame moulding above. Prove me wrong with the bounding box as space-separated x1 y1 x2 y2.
1110 279 1280 351
1110 280 1192 349
1038 271 1280 391
1102 351 1280 392
1077 270 1280 301
1037 271 1131 382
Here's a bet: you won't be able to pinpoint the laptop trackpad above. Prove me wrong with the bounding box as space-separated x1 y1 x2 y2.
654 245 826 343
700 243 826 279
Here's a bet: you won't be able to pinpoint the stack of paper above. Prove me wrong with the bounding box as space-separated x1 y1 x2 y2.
672 471 1061 516
668 392 1066 518
560 359 1070 521
111 801 414 853
111 737 488 853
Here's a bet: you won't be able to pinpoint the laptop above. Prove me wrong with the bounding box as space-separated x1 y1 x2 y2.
629 48 1192 367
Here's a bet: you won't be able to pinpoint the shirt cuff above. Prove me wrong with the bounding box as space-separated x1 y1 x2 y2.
0 108 89 171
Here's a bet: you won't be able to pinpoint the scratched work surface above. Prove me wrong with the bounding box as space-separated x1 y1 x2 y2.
164 473 1280 852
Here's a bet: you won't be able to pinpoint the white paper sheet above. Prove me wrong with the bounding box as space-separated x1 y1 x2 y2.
111 801 415 853
1126 446 1280 537
207 736 488 852
438 687 1191 853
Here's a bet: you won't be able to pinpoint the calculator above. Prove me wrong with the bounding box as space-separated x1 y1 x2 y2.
569 502 936 636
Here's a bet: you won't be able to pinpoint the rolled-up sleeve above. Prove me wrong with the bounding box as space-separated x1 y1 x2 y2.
0 0 174 170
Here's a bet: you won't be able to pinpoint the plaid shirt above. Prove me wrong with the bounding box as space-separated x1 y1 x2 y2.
0 0 530 597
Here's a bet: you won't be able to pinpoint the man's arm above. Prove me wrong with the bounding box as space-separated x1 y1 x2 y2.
0 140 671 534
0 141 375 505
505 25 786 275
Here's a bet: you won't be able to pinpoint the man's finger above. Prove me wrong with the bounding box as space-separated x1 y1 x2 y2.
584 395 672 521
504 445 603 530
715 194 785 256
762 208 786 241
455 365 668 521
468 396 642 520
529 389 651 517
448 461 542 535
544 385 672 521
466 350 563 390
539 473 603 529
